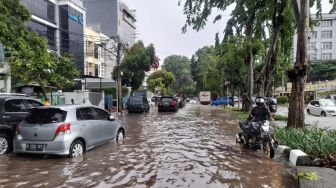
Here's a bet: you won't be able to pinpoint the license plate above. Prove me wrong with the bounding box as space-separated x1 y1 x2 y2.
26 144 44 151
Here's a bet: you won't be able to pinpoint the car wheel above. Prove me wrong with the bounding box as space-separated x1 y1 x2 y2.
116 129 124 141
307 109 310 114
321 111 327 117
0 133 11 155
69 140 84 158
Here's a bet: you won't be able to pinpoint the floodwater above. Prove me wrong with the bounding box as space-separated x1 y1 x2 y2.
0 104 295 188
275 105 336 130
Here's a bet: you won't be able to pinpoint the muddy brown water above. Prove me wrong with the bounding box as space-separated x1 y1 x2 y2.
0 105 295 188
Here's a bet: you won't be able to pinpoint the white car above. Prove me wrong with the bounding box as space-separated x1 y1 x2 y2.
307 99 336 117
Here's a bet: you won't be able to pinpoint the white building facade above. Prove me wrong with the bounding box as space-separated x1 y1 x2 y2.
293 13 336 61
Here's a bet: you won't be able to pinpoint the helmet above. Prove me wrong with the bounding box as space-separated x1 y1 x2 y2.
255 97 265 106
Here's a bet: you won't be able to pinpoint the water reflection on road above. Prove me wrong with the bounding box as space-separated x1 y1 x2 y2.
0 105 295 187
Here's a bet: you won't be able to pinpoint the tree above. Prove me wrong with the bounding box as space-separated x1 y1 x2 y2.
162 55 195 94
146 69 175 95
0 0 80 89
181 0 266 111
113 41 156 92
191 46 219 93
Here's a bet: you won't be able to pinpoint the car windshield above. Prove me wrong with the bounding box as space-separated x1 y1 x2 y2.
25 108 67 124
129 97 143 104
320 100 336 107
161 98 173 102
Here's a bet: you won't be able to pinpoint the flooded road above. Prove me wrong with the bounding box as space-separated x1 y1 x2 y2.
0 104 295 187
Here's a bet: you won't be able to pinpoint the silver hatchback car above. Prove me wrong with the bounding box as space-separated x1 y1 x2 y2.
13 105 125 157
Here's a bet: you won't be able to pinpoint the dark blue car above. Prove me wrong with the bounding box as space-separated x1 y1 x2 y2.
211 97 234 106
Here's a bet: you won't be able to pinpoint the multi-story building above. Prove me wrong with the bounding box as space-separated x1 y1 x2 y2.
84 0 136 46
293 13 336 61
0 0 87 92
85 27 103 77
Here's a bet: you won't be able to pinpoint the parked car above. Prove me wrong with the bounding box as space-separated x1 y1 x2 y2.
0 95 44 154
307 99 336 117
127 96 150 113
186 98 190 102
158 96 179 112
189 98 197 104
211 97 234 106
13 105 125 157
325 95 336 100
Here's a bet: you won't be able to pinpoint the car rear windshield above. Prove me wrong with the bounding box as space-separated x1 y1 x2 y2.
161 98 173 102
129 97 143 104
25 108 67 124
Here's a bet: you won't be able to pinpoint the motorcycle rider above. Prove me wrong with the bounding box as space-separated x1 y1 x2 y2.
248 97 272 122
243 97 272 148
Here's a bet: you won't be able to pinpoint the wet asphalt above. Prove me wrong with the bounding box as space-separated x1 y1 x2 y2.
0 104 295 188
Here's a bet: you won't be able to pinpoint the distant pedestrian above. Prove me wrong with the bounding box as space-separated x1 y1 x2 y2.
71 98 74 104
44 98 51 106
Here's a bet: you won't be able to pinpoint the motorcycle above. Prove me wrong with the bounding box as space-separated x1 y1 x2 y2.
236 118 276 159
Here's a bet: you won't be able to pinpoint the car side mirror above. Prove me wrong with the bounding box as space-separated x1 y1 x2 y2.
109 115 115 121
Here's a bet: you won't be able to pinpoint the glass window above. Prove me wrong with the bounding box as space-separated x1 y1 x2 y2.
25 108 67 124
322 42 332 50
322 53 332 60
309 42 316 50
77 108 94 120
321 20 332 27
309 54 316 60
25 100 43 109
310 31 317 39
94 43 99 59
4 100 27 112
92 108 109 120
321 31 332 38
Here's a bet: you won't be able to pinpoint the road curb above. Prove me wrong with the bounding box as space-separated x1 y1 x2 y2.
277 145 312 166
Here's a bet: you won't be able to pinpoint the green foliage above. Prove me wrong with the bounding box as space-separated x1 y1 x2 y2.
273 114 288 121
276 96 288 104
162 55 195 94
308 61 336 81
147 69 175 95
224 107 249 120
274 126 336 157
113 41 156 91
295 172 321 181
0 0 80 89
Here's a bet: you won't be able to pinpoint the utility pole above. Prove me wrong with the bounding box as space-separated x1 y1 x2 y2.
116 41 122 114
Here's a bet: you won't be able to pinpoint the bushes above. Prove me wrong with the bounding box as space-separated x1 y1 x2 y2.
276 96 288 104
273 114 288 121
274 126 336 158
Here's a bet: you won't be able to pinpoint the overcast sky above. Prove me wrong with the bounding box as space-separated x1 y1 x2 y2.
124 0 332 62
124 0 233 61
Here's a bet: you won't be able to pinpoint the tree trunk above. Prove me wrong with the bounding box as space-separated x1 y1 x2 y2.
243 11 255 112
244 51 253 112
287 0 309 128
259 0 287 96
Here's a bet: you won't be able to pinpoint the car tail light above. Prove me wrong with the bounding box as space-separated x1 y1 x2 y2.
55 123 71 136
172 101 176 106
16 124 21 135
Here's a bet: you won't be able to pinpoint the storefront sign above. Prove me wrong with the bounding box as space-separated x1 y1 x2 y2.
68 14 83 25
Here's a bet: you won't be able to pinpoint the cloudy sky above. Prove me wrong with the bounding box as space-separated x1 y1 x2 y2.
124 0 332 62
124 0 233 61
